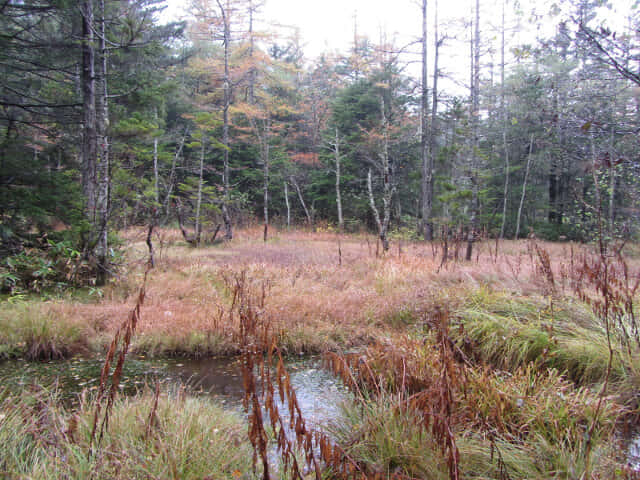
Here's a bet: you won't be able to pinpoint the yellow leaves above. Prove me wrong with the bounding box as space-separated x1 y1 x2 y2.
231 103 265 120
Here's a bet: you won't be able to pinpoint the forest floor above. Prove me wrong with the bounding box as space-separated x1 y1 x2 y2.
1 227 640 478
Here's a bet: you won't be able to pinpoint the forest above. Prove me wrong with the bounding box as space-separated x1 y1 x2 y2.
1 0 640 479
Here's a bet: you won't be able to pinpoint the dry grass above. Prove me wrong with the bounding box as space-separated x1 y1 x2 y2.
8 227 638 361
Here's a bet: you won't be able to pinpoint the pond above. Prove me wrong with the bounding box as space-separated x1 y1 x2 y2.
0 354 350 429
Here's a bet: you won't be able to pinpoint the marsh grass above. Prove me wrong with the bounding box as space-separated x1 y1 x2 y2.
0 386 255 479
0 302 89 360
330 395 449 480
326 333 624 479
9 228 637 361
454 289 638 386
3 228 640 479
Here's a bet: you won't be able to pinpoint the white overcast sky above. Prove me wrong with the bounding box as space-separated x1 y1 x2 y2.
162 0 635 95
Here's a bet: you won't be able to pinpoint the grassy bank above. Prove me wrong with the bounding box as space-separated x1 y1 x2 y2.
0 386 255 479
452 288 640 387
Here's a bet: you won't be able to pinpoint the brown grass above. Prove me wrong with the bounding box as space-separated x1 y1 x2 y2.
21 227 639 359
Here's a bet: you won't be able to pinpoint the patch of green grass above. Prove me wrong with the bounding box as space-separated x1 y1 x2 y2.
383 308 417 329
454 289 638 386
275 325 358 354
458 432 617 480
331 366 622 480
0 386 256 479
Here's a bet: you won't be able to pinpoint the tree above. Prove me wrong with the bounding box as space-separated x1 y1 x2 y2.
466 0 481 260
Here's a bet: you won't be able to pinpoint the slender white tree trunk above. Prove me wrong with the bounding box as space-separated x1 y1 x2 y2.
284 180 290 229
465 0 480 261
95 0 110 285
499 0 509 239
292 176 312 226
515 134 534 239
218 0 233 240
81 0 97 231
334 128 344 232
420 0 433 239
263 121 270 242
195 135 205 246
608 126 616 239
163 130 186 220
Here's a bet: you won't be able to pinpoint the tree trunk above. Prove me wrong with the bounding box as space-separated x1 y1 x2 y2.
284 180 290 229
420 0 433 240
153 110 159 208
95 0 110 286
366 94 393 252
465 0 480 261
367 169 389 251
81 0 97 232
292 176 312 226
609 161 616 239
427 0 440 241
515 134 534 239
163 129 187 221
380 95 392 251
248 1 256 104
263 122 270 242
195 135 205 246
334 128 344 232
219 0 233 240
499 0 509 239
549 75 562 226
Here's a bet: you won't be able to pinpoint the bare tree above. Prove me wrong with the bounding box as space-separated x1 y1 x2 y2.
328 127 344 232
217 0 234 240
465 0 480 261
367 94 393 252
420 0 433 240
515 134 534 239
499 0 509 239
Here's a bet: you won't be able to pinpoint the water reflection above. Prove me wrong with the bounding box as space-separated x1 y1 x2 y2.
0 355 350 429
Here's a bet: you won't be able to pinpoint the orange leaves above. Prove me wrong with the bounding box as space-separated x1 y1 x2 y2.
289 152 320 166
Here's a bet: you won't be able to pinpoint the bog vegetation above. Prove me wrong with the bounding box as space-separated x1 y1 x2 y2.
2 0 640 478
0 228 639 478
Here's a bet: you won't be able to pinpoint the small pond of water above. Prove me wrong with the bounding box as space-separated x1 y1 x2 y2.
0 355 350 429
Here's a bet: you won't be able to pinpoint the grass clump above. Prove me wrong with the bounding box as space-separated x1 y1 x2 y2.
331 395 449 479
454 289 636 385
331 372 621 480
0 302 89 360
0 386 255 479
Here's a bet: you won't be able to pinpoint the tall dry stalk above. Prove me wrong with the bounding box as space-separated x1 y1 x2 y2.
89 224 155 456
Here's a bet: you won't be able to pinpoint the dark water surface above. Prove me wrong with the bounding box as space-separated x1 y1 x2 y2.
0 355 349 428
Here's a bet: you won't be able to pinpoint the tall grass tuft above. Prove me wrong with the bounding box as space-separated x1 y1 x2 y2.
0 386 255 479
0 302 89 360
454 289 637 386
